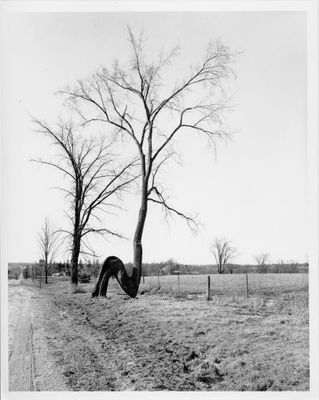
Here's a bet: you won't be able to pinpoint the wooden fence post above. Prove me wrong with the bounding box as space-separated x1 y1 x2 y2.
177 273 180 295
142 273 145 284
157 272 160 288
245 273 249 298
207 275 211 300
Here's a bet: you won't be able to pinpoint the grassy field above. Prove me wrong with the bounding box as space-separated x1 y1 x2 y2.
9 273 309 391
140 273 309 298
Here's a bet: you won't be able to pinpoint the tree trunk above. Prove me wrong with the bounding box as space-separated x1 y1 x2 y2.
132 189 148 287
92 256 139 298
92 181 148 298
71 234 81 287
44 252 48 284
218 264 224 274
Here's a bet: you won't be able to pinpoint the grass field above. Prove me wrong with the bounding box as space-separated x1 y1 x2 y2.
8 273 309 391
139 273 309 298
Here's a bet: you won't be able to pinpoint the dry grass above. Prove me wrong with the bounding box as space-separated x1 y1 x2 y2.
140 273 308 298
11 274 309 391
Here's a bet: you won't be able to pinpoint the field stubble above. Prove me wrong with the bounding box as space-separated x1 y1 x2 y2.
9 273 309 391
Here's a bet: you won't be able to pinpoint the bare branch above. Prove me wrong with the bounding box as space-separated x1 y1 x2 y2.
148 185 198 231
31 159 76 181
210 238 237 273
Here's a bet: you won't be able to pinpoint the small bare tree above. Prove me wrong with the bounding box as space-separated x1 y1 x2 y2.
211 238 237 274
287 259 298 273
38 218 58 284
254 253 271 273
227 264 235 274
62 28 237 297
33 120 137 289
274 259 284 273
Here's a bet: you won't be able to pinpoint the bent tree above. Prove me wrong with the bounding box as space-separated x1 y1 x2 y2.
33 120 136 289
62 29 236 297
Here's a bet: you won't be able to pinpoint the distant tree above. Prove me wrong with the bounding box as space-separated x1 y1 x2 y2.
161 258 177 275
87 252 101 277
57 262 64 273
210 238 237 274
92 257 101 278
22 267 29 279
33 120 136 290
62 28 237 298
65 262 71 277
227 264 235 274
38 218 58 284
274 259 284 273
287 259 298 273
254 253 271 273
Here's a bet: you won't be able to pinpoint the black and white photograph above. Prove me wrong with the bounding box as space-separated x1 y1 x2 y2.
1 1 318 398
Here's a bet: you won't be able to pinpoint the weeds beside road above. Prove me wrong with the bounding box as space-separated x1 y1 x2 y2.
8 275 309 391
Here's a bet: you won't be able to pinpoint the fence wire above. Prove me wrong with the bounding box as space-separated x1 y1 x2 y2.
139 273 309 298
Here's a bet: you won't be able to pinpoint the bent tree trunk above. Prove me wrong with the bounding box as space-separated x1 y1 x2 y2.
92 187 148 298
92 256 140 298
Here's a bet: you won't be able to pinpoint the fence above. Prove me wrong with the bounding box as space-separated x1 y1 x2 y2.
21 269 309 299
138 273 309 299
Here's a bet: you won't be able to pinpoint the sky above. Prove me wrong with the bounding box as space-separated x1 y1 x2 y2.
2 9 308 265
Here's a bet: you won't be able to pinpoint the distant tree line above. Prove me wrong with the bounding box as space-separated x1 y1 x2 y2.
124 260 308 276
8 259 308 280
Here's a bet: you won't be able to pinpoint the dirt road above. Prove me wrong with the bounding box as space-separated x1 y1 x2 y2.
8 281 67 391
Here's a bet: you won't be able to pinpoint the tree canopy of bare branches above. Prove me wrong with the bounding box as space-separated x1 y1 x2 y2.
61 28 236 297
254 253 271 273
33 119 137 287
38 218 58 284
211 238 237 274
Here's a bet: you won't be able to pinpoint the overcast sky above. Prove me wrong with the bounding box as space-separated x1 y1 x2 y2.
2 10 308 265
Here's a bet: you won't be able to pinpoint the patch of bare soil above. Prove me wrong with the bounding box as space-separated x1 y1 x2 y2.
30 280 309 391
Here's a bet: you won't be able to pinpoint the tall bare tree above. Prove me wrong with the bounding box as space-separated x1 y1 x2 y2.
61 28 236 297
33 120 137 288
211 238 237 274
254 253 271 273
38 218 58 284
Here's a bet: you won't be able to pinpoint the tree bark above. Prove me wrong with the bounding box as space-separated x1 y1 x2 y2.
218 264 224 274
92 256 140 298
71 234 81 287
45 251 48 284
92 182 148 298
132 187 148 286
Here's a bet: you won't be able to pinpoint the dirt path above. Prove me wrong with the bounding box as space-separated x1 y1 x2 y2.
9 286 34 391
8 282 68 391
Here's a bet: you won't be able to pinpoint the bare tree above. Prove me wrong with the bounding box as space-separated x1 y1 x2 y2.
254 253 271 273
61 28 236 297
227 264 235 274
287 259 298 273
274 259 284 273
38 218 58 284
33 120 137 289
211 238 237 274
